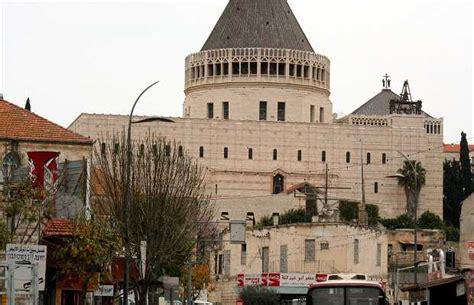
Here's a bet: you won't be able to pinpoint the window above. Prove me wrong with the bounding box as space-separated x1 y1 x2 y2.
218 254 224 274
165 145 171 157
139 144 145 156
382 153 387 164
241 244 247 266
248 148 253 160
199 146 204 158
320 241 329 250
222 101 229 119
273 174 284 194
259 101 267 121
114 143 119 154
310 105 315 122
346 152 351 163
297 150 302 161
178 145 183 157
367 152 371 164
305 239 316 262
277 102 286 121
224 250 231 276
374 182 379 193
354 239 359 264
261 247 269 272
319 107 324 123
152 144 158 156
280 245 288 273
224 147 228 159
207 102 214 119
322 151 326 162
376 244 382 267
2 152 18 182
273 149 278 161
220 212 229 221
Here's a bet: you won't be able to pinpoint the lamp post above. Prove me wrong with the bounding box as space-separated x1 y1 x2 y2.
387 151 419 286
124 81 174 305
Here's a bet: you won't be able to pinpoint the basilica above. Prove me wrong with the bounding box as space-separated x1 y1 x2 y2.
69 0 444 222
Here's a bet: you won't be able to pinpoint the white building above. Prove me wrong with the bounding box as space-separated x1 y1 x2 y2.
69 0 444 221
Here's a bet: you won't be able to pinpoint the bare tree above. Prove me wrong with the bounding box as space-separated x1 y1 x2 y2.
93 133 215 305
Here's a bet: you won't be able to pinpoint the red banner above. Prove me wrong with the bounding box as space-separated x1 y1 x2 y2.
27 151 59 200
262 273 280 287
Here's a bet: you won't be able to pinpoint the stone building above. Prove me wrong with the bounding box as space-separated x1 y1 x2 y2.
69 0 444 221
0 98 93 187
211 222 387 303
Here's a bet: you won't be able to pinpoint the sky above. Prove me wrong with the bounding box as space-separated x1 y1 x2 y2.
1 0 473 143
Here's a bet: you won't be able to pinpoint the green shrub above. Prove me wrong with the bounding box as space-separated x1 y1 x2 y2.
379 213 415 229
418 211 444 230
239 285 279 305
445 225 460 242
256 215 274 228
279 208 311 225
339 200 359 222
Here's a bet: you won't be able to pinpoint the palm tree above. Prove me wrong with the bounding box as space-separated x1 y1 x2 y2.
397 159 426 219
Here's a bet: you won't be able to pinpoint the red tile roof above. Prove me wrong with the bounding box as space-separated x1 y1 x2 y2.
43 218 74 236
0 99 93 144
443 144 474 153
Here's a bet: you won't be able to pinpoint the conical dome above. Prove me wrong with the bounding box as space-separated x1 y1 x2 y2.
201 0 314 52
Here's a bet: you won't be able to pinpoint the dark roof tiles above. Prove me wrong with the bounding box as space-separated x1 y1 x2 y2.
351 89 432 118
201 0 314 52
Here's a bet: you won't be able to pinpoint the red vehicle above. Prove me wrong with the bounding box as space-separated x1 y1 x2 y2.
306 280 387 305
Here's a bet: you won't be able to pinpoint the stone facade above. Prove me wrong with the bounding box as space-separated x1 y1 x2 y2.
209 222 387 303
68 0 444 221
70 112 443 220
459 194 474 271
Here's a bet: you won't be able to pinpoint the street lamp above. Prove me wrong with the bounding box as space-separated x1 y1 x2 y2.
124 81 174 305
386 151 420 286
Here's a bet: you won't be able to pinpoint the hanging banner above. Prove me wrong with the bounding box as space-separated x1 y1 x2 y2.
237 274 261 287
280 273 317 287
261 272 280 287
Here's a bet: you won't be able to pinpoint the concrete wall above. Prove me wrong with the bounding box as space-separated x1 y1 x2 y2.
69 113 443 220
459 194 474 270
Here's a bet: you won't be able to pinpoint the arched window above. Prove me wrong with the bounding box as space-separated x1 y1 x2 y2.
178 145 183 157
346 152 351 163
322 151 326 162
382 153 387 164
366 152 371 164
224 147 228 159
2 152 18 182
273 174 284 194
199 146 204 158
273 149 278 161
297 150 302 161
100 143 106 155
374 182 379 193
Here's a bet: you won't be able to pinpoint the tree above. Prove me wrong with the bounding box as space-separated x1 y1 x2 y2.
397 159 426 219
52 214 119 305
181 263 215 301
94 134 215 305
443 159 464 227
460 131 472 197
0 176 53 248
239 285 279 305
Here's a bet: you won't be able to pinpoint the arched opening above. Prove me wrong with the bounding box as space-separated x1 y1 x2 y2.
366 152 371 164
273 149 278 161
2 152 18 182
273 174 284 194
374 182 379 193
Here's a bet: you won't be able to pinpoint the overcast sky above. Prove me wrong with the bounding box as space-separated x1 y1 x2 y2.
1 0 473 143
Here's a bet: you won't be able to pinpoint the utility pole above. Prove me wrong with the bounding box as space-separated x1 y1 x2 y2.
187 258 193 305
358 141 368 225
324 163 329 208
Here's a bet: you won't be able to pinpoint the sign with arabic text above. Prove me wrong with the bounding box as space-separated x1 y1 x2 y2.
6 244 47 291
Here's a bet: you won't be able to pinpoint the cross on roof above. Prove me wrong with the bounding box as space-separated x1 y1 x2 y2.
382 73 391 89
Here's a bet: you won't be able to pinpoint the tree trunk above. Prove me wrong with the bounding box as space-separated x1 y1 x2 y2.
406 188 419 219
137 283 148 305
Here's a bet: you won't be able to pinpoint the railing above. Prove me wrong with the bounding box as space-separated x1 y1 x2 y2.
184 48 331 91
